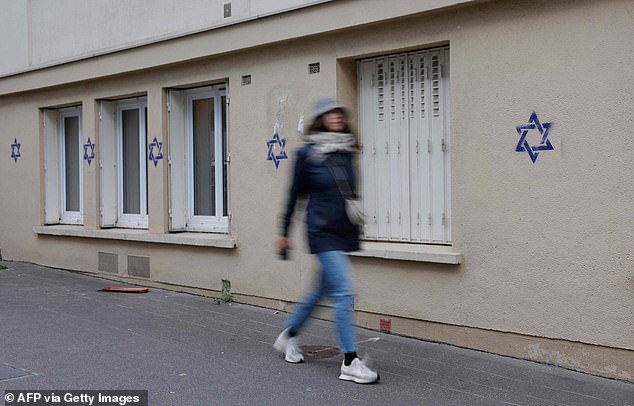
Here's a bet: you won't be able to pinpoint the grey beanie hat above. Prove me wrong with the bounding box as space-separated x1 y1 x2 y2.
313 96 346 119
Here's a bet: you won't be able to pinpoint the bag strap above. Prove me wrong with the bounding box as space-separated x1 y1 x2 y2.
324 156 355 199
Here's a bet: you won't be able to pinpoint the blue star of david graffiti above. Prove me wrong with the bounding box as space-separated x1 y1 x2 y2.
148 137 163 167
515 112 553 163
266 130 288 169
83 137 95 166
10 138 21 163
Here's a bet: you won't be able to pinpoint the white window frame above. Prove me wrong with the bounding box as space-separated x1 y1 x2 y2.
116 98 148 229
59 107 84 224
167 84 229 233
43 106 83 225
358 46 451 244
98 97 148 229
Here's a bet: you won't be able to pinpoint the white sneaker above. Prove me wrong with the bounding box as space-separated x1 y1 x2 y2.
273 328 304 363
339 358 379 384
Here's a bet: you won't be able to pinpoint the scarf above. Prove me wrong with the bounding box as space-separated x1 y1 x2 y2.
303 132 357 161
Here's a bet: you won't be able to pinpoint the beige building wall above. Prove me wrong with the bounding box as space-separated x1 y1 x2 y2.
0 0 336 77
0 0 632 381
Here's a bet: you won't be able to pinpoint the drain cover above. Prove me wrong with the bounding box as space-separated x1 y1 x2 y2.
301 345 340 359
0 363 35 382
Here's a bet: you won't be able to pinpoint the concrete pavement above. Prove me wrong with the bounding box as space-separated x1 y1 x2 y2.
1 261 633 405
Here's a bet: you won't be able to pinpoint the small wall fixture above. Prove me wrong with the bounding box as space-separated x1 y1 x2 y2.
224 2 231 18
308 62 320 74
241 75 252 86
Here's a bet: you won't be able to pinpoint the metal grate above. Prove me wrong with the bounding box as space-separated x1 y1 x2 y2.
127 255 150 278
420 55 426 118
389 59 396 120
241 75 251 86
98 252 118 274
308 62 320 74
432 54 441 117
223 2 231 18
400 58 406 120
377 62 384 121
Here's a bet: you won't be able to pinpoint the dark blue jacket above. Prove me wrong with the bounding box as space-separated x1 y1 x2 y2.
281 144 360 254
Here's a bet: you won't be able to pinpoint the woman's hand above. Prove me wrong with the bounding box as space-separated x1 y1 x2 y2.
276 236 291 260
276 236 291 252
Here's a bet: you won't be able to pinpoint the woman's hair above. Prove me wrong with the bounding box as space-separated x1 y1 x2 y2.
308 109 353 134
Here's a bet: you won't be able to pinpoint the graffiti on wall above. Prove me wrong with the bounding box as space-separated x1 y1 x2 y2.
148 137 163 167
266 125 288 169
10 138 21 162
515 112 553 163
83 138 95 166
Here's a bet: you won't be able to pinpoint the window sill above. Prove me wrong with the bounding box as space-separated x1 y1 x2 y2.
351 241 462 264
33 225 237 248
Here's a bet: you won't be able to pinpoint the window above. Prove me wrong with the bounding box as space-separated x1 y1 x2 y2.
168 84 229 233
358 46 450 243
43 106 83 225
99 97 148 229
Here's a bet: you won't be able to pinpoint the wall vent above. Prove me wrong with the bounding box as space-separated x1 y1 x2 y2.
127 255 150 278
98 252 118 274
241 75 252 86
223 2 231 18
308 62 320 74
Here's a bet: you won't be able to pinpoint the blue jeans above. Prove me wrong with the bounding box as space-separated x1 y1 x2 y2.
285 250 357 353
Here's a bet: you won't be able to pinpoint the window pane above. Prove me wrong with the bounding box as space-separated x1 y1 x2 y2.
193 98 215 216
122 109 140 214
221 95 228 216
64 116 80 212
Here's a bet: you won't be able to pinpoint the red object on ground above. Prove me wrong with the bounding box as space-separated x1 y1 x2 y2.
101 286 149 293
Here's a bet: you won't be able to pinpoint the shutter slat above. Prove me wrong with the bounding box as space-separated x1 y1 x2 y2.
168 90 187 231
99 101 117 227
359 61 377 239
44 110 60 224
430 49 447 242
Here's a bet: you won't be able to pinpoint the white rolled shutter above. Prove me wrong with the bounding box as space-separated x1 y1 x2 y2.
168 89 187 231
43 109 60 224
359 60 376 239
429 48 449 242
359 46 450 243
408 51 429 242
387 54 410 241
99 101 117 227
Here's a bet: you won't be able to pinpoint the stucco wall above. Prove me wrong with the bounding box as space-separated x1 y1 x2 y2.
328 0 634 351
0 0 632 379
0 0 334 77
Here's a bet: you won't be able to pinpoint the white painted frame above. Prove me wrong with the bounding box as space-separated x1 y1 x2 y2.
115 97 148 229
58 106 83 224
184 85 229 233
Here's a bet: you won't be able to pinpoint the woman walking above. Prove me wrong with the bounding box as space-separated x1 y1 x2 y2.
274 96 379 384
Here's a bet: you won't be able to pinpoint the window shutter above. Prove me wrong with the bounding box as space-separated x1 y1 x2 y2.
99 101 117 227
409 50 432 242
442 47 451 242
429 48 449 242
359 46 450 244
387 54 410 241
43 109 60 224
408 52 421 241
358 59 380 240
168 89 187 231
373 57 391 240
360 55 412 241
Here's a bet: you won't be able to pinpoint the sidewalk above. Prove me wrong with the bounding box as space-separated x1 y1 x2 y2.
1 261 632 406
